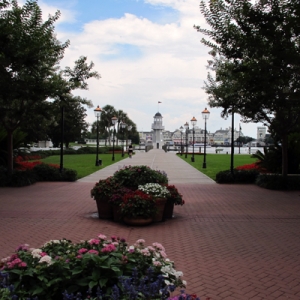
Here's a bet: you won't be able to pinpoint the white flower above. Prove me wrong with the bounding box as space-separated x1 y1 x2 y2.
175 271 183 278
39 255 52 265
182 280 187 286
164 279 171 285
31 249 42 258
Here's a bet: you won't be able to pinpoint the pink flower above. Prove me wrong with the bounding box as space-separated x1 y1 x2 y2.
98 234 107 240
153 261 162 267
152 242 165 251
141 249 150 256
88 249 99 255
88 239 100 245
12 258 22 265
101 244 116 253
78 248 88 254
40 252 48 257
76 255 82 259
111 235 117 241
160 251 167 259
18 262 27 268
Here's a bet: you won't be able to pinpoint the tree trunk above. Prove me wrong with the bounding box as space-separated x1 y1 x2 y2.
7 130 13 176
281 132 288 177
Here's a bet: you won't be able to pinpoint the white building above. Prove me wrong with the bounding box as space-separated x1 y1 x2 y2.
151 112 164 149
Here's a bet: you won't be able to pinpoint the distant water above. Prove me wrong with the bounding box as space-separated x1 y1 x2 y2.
186 146 264 155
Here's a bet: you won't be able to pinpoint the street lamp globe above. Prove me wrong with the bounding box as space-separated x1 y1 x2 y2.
94 105 102 118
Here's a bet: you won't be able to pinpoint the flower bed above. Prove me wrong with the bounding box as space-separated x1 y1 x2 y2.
0 235 186 299
91 165 185 223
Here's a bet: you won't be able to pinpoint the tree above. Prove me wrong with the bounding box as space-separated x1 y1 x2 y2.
0 0 68 173
195 0 300 176
47 96 89 148
0 1 99 174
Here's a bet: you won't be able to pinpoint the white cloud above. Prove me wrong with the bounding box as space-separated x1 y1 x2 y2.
38 0 264 138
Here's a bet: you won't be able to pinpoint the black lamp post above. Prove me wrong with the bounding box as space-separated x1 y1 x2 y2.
191 117 197 162
94 106 102 166
202 107 210 168
120 121 127 157
184 122 189 158
111 116 118 161
179 126 183 156
239 123 241 154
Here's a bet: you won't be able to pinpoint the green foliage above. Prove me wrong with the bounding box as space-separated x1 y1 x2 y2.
113 165 168 190
0 166 9 187
1 236 185 299
216 169 259 184
91 177 122 199
256 174 300 190
32 164 77 182
195 0 300 176
9 169 37 187
119 190 157 218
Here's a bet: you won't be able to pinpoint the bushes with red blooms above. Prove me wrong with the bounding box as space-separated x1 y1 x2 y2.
235 162 260 171
14 155 59 171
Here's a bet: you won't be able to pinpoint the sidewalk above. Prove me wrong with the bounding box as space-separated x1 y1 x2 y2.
0 149 300 299
78 149 215 184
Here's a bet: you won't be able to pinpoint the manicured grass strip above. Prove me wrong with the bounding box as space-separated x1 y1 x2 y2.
178 153 258 180
41 153 127 179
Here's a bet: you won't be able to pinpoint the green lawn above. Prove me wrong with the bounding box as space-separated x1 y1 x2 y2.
40 152 257 181
41 153 127 179
178 153 257 180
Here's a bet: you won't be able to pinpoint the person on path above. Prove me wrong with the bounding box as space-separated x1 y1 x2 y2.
128 144 133 158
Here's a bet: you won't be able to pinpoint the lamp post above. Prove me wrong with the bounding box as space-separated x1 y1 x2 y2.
120 121 127 157
184 122 189 158
180 126 183 156
191 117 197 162
202 108 210 168
94 105 102 166
126 125 132 153
111 116 118 161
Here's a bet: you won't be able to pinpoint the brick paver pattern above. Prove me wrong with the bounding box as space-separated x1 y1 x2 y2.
0 150 299 300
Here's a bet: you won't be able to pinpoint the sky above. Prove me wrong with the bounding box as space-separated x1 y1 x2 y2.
24 0 264 138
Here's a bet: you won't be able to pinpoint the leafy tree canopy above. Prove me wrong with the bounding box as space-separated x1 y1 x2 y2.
194 0 300 175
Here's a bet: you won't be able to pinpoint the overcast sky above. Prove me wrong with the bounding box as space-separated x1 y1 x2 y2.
29 0 264 138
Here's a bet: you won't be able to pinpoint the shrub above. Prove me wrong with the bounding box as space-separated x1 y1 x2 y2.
33 163 61 181
0 166 10 187
9 170 37 187
60 168 78 181
216 169 259 184
32 164 77 182
91 177 122 199
113 165 168 189
0 235 185 299
256 174 300 190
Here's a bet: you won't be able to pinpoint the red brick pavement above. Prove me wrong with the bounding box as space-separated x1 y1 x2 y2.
0 182 300 299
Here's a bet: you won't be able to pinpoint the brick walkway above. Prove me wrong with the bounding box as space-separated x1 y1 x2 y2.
0 150 300 299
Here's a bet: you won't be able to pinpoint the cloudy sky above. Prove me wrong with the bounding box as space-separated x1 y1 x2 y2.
31 0 263 138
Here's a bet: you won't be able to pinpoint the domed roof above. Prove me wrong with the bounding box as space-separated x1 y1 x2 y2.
154 112 162 117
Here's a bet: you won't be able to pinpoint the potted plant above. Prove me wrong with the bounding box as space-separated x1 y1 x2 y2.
90 177 121 219
108 186 132 222
119 190 157 225
138 183 170 222
113 165 168 189
164 185 185 219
